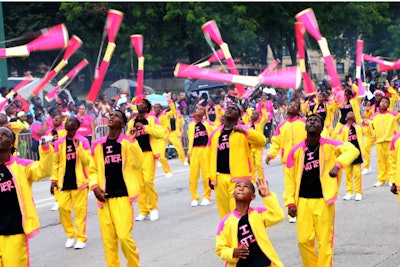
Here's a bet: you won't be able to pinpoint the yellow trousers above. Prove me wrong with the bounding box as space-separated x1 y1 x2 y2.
376 142 391 184
157 138 172 174
166 131 186 163
297 198 335 267
251 147 264 183
137 152 158 215
98 197 140 267
214 173 236 218
189 147 211 201
363 136 374 169
0 234 28 267
344 163 362 194
58 188 89 242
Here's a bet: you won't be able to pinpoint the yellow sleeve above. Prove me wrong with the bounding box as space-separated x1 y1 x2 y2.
27 145 54 182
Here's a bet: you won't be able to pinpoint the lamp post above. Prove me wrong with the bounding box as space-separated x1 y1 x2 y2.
0 3 8 88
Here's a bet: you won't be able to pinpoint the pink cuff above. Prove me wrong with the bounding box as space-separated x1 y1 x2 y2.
335 162 343 169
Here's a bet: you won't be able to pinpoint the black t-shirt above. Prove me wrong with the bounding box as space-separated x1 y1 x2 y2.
315 103 327 122
207 106 216 122
51 128 59 143
103 138 128 198
193 121 208 147
348 125 363 165
340 101 353 124
299 144 323 198
135 117 152 152
62 138 78 190
237 213 271 267
0 165 23 235
170 117 176 131
308 101 316 113
217 129 232 174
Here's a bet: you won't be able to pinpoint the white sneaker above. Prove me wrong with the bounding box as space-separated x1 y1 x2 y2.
362 168 371 175
135 214 149 221
150 209 159 221
355 194 362 201
200 199 211 206
343 193 354 200
183 161 189 166
165 172 173 178
65 238 76 248
157 162 162 167
74 241 87 249
374 182 384 187
288 217 296 223
191 200 199 207
51 202 58 211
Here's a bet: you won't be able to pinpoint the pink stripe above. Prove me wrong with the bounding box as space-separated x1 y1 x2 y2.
26 228 40 239
216 212 233 235
326 196 337 205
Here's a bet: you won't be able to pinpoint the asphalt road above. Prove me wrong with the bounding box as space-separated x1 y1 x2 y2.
28 146 400 267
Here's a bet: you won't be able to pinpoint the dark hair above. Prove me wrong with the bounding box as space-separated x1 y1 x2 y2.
70 116 81 128
307 113 325 128
114 109 127 124
142 99 152 113
227 104 241 117
344 89 354 98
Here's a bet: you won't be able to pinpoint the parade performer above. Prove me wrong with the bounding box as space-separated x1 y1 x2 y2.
89 110 143 267
46 113 66 211
187 105 214 207
152 103 173 177
216 179 284 267
337 111 364 201
332 88 362 139
312 91 334 138
129 98 165 222
247 109 268 183
285 113 359 267
164 99 188 165
50 116 91 249
0 127 53 267
265 100 306 223
207 104 266 218
370 97 400 187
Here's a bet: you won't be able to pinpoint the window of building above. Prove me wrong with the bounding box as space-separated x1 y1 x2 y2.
336 62 345 74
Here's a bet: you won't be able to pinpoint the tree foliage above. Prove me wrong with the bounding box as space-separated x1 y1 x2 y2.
0 2 397 88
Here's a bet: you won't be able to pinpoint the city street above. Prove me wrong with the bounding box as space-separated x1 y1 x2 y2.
29 147 400 267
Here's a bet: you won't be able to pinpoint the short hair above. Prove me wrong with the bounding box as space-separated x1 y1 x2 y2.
236 179 255 194
114 109 127 124
307 113 325 128
227 104 241 117
142 99 152 113
69 116 81 128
